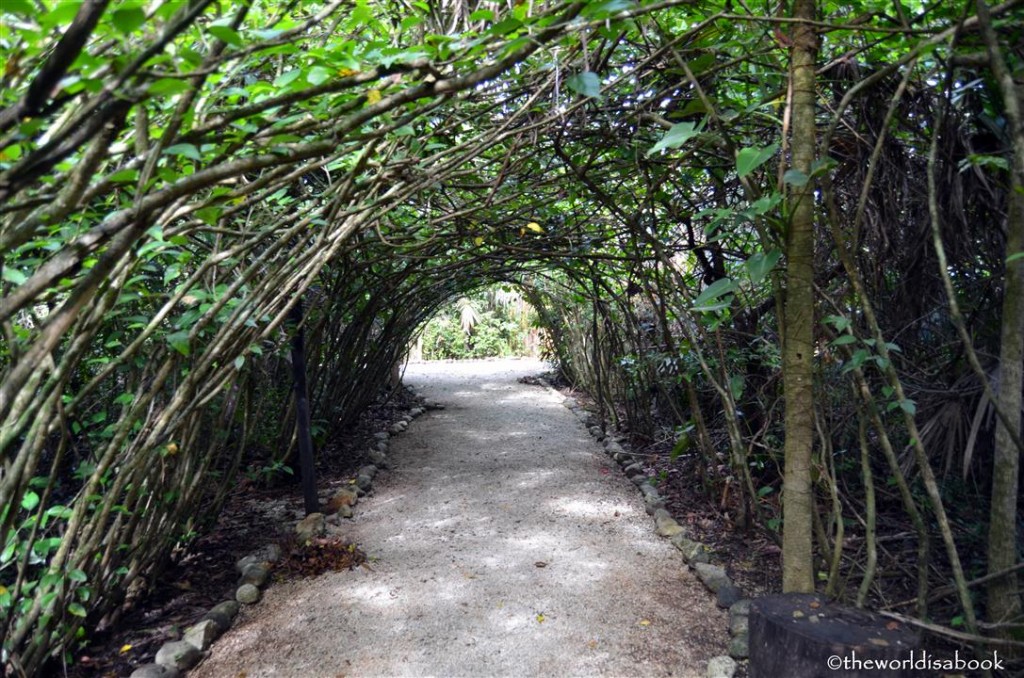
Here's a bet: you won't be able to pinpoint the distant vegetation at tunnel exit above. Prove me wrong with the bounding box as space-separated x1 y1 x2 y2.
412 286 544 361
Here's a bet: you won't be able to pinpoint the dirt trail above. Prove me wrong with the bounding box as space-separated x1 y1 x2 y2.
194 359 727 677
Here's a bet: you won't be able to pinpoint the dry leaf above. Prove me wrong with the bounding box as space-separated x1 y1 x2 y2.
366 89 382 105
536 613 545 623
638 619 651 627
809 600 820 609
885 621 899 630
119 644 132 654
534 561 547 568
868 638 890 647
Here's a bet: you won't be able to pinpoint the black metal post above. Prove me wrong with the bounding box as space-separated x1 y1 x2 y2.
289 297 320 515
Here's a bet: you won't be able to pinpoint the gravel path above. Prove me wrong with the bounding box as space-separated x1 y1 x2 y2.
194 359 727 677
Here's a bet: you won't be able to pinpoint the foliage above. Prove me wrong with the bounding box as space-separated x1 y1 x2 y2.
417 287 541 360
1 0 1023 671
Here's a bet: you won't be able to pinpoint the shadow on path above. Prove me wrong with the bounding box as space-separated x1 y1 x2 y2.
195 359 726 677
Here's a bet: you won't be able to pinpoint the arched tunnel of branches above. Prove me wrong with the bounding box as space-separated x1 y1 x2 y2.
2 0 1024 673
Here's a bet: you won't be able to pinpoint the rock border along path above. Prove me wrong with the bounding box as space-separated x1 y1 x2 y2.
184 359 730 677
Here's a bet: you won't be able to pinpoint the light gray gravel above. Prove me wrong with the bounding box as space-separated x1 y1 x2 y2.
194 359 727 677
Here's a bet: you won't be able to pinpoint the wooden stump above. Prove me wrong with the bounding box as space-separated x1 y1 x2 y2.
749 593 921 677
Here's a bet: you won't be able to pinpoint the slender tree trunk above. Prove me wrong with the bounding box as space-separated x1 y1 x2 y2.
289 298 320 516
781 0 818 593
979 0 1024 631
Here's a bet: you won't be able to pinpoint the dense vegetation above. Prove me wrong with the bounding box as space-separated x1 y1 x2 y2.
1 0 1023 673
413 287 541 360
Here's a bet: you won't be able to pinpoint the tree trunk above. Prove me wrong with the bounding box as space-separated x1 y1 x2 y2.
979 0 1024 635
781 0 818 594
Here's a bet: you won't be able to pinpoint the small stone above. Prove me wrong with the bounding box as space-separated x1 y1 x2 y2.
236 583 261 604
376 440 389 452
808 614 820 624
263 543 282 562
295 512 326 542
588 426 603 438
656 517 685 537
652 508 671 522
623 463 644 477
717 583 743 609
358 464 378 478
155 641 201 671
234 554 259 574
327 488 359 510
706 655 737 678
728 631 749 659
613 452 633 464
667 540 708 565
130 665 181 678
209 600 240 620
630 475 647 486
692 563 730 593
356 474 373 492
202 609 232 633
605 441 624 455
729 599 752 617
327 504 354 523
644 497 667 516
183 619 220 651
729 612 749 636
239 562 269 587
374 432 389 441
563 397 578 408
368 448 388 468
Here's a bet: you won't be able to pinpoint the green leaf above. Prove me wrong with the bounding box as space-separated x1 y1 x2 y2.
830 334 857 346
566 72 601 99
68 602 87 617
899 399 916 415
165 331 191 357
469 9 494 21
581 0 634 18
107 168 139 183
783 169 808 186
21 490 39 511
691 277 735 311
273 69 303 88
1006 252 1024 264
2 267 27 285
307 66 331 86
647 120 704 157
737 144 778 178
729 374 744 400
148 78 194 96
208 25 243 47
68 569 88 583
757 486 774 497
163 144 201 161
744 249 781 284
0 0 34 16
111 6 146 34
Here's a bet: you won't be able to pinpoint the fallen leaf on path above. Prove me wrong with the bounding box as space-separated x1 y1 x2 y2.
536 613 546 623
638 619 651 627
534 561 547 568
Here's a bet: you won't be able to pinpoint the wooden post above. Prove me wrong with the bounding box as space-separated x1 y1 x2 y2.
289 297 320 515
